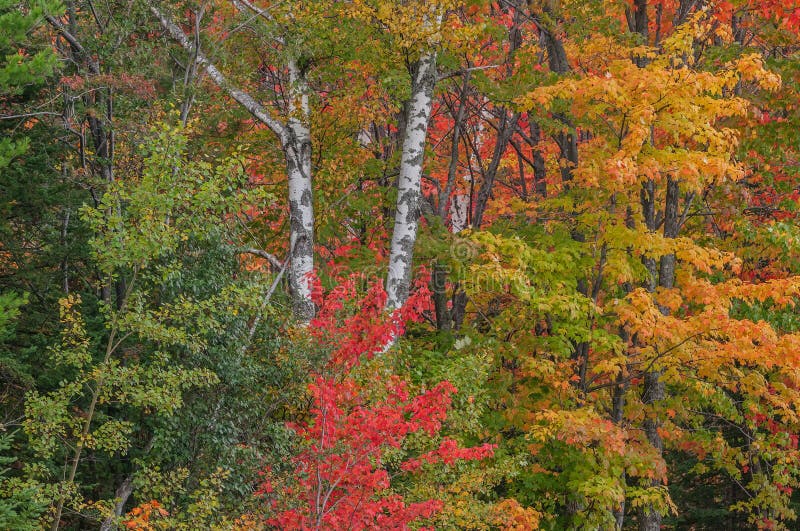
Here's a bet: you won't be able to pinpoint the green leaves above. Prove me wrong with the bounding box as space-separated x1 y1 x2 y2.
8 120 286 524
0 0 62 169
84 121 266 277
23 294 217 462
0 432 45 531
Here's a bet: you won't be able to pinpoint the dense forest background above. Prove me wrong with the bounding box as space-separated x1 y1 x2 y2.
2 0 800 529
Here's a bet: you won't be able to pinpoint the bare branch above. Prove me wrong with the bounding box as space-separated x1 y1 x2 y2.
243 248 282 270
0 111 62 121
44 14 101 75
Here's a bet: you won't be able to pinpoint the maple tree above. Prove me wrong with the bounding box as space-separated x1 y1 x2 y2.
257 273 496 530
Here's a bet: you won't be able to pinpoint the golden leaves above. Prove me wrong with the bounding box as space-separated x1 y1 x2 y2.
490 498 543 530
345 0 461 51
515 15 779 203
733 54 783 92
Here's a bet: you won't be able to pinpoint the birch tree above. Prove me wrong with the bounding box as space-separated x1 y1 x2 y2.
149 2 315 321
347 1 456 311
386 48 439 310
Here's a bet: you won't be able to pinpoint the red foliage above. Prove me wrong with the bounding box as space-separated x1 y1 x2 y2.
307 269 433 369
401 437 497 472
258 270 495 530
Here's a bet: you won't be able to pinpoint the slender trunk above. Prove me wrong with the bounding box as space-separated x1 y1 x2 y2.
71 22 118 307
529 120 547 197
675 0 701 28
431 262 451 331
638 178 679 531
99 476 133 531
439 74 470 219
640 179 658 291
386 51 437 310
639 369 665 531
51 327 117 531
472 111 520 229
539 4 578 185
659 178 680 288
626 0 649 39
612 368 628 529
284 60 315 321
612 210 636 530
473 3 524 228
638 177 659 531
451 288 467 330
435 3 526 323
60 208 70 294
431 76 471 330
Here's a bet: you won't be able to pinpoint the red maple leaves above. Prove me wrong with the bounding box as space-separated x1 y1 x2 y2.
258 270 495 530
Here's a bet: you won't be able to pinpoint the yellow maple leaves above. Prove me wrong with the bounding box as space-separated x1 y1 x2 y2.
345 0 468 51
516 13 780 200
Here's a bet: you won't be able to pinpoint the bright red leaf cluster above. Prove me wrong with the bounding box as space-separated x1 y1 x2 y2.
259 272 495 530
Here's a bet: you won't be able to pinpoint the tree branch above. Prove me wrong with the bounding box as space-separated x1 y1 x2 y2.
243 248 283 270
44 14 101 75
148 4 285 137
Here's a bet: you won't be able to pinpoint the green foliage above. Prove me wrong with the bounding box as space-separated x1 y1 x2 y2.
0 431 45 530
0 120 294 527
0 292 25 342
0 0 62 167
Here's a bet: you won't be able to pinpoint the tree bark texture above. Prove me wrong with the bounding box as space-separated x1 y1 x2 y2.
386 52 437 310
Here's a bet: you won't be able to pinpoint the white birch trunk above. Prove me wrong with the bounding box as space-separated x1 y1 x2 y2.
450 194 469 234
385 51 437 310
150 5 315 322
283 60 315 322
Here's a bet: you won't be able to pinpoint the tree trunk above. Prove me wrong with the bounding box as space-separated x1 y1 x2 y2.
612 367 628 529
529 120 547 197
472 111 520 229
386 51 437 310
284 60 315 322
431 262 451 331
626 0 649 39
439 73 470 219
638 177 679 531
99 476 134 531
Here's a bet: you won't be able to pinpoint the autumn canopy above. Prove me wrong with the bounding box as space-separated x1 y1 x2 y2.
2 0 800 529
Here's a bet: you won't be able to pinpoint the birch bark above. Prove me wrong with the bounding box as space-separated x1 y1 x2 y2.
385 51 437 310
284 60 315 321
